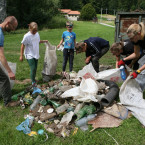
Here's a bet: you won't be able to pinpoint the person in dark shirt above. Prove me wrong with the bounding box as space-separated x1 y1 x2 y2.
110 39 139 70
118 22 145 79
75 37 109 72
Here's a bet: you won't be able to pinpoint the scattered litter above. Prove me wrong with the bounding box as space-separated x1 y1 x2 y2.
14 66 128 138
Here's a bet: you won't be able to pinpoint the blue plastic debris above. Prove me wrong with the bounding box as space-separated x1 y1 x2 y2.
16 118 31 134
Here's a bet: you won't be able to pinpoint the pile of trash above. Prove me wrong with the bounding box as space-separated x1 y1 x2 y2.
14 69 124 138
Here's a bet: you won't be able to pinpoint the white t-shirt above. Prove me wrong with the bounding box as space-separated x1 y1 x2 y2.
21 31 40 59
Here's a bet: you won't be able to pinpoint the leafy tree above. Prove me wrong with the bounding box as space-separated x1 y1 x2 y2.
7 0 60 28
0 0 6 23
80 3 96 20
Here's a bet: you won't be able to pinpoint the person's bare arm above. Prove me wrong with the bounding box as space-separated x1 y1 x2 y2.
124 45 140 61
0 46 15 80
116 56 120 68
19 44 25 61
57 38 64 48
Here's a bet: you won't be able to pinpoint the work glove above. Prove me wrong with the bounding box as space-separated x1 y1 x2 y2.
130 70 141 79
118 59 125 67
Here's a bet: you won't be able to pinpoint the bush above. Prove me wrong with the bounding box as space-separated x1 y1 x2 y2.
80 3 96 20
45 15 66 29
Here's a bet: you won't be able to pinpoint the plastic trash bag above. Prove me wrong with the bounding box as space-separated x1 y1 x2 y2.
0 61 16 89
119 76 145 126
97 68 122 83
135 55 145 91
77 63 122 83
61 78 98 102
77 63 98 79
42 41 57 82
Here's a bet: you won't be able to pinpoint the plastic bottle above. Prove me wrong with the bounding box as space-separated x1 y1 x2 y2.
75 114 97 127
56 103 69 114
30 95 42 111
120 65 126 80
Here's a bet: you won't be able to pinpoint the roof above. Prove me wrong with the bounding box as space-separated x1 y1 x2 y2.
68 11 80 15
60 9 71 14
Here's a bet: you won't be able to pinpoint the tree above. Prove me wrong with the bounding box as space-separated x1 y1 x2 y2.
0 0 6 23
80 3 96 20
7 0 60 28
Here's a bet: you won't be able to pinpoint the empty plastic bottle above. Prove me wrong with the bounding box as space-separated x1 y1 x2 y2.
30 95 42 111
75 114 97 127
120 65 126 80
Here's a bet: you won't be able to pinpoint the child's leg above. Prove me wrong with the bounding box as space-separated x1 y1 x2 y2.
69 49 74 72
63 49 69 72
27 58 38 83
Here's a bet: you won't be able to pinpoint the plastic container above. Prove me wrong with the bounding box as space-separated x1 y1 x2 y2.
75 114 97 127
30 95 42 111
120 65 126 80
56 103 69 114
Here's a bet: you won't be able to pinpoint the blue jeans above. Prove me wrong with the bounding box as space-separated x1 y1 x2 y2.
63 49 74 72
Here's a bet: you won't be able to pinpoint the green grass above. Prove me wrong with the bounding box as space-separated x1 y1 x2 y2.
1 21 145 145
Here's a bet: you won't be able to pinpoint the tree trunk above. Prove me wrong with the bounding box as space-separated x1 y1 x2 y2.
0 0 6 23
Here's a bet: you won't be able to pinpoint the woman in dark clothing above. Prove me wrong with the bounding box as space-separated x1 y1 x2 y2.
118 22 145 79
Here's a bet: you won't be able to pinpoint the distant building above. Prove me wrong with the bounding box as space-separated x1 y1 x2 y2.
60 9 80 21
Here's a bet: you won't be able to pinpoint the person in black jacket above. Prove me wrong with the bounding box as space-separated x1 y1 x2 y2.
75 37 109 72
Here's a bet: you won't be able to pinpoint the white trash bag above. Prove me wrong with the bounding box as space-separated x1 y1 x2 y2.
119 76 145 126
61 78 98 102
77 63 98 79
0 61 16 89
77 62 122 82
97 68 122 83
42 41 57 82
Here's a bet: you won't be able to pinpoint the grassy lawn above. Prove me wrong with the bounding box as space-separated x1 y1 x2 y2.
0 21 145 145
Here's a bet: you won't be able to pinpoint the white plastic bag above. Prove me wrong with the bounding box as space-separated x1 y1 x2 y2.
77 63 98 79
61 78 98 102
42 41 57 76
119 76 145 126
0 61 16 89
77 63 122 82
97 68 122 83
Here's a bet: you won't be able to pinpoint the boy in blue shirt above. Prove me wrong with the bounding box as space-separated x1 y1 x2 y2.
57 21 76 77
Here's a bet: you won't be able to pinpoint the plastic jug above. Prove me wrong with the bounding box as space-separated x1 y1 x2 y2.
75 114 97 127
120 65 126 80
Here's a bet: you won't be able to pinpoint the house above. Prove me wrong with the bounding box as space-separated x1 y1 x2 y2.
60 9 80 21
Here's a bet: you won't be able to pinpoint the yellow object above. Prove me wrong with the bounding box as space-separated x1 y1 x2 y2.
73 127 78 135
28 131 38 136
136 70 141 74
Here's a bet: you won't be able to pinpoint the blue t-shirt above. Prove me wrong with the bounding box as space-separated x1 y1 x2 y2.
0 27 4 47
62 31 76 49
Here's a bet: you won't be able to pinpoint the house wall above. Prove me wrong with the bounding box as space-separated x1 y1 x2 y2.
66 15 80 21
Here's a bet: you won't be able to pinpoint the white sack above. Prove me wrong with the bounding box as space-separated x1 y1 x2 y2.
77 63 122 83
119 76 145 126
42 41 57 75
61 78 98 102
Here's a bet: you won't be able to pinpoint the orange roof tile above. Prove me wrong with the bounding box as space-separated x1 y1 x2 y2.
60 9 71 13
68 11 80 15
